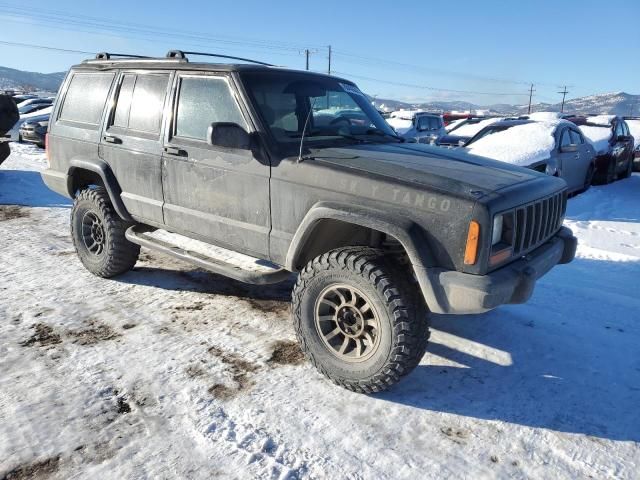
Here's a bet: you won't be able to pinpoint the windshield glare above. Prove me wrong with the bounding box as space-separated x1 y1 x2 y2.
241 72 397 149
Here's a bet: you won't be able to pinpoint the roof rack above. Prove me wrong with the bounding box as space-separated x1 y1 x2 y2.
166 50 273 66
95 52 151 60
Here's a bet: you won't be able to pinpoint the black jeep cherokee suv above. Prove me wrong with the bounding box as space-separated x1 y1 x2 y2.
41 51 577 393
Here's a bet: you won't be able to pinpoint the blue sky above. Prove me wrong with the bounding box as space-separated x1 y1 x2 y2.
0 0 638 105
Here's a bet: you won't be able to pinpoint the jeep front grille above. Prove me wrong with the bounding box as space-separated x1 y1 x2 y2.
511 191 567 256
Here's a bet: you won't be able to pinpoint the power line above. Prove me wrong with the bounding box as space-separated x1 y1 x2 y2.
332 49 572 89
0 4 321 53
0 40 93 55
332 70 530 97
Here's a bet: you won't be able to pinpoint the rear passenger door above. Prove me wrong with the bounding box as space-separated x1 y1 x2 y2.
161 72 270 258
100 71 172 225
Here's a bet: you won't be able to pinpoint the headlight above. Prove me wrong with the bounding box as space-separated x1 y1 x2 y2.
491 215 504 245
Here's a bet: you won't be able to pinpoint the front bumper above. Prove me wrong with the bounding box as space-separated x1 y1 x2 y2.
416 226 577 314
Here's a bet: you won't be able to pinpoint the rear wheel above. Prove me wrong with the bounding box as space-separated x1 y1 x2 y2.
71 187 140 278
292 247 430 393
621 156 633 179
579 164 595 194
603 157 616 184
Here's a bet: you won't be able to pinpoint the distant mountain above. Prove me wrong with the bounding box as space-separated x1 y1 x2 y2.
373 92 640 117
0 66 65 92
520 92 639 116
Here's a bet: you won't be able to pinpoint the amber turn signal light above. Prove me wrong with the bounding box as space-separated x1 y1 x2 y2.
464 220 480 265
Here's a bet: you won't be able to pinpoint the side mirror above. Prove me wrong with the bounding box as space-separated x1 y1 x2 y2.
560 144 578 153
207 122 251 149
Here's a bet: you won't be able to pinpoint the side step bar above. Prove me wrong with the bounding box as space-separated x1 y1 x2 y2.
125 225 292 285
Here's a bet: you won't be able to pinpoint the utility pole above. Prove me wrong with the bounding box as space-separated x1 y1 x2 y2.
305 49 309 70
558 85 569 113
327 45 332 75
527 83 536 114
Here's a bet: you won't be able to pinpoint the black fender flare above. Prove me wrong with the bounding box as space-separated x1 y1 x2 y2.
285 201 438 271
285 202 449 312
67 158 132 221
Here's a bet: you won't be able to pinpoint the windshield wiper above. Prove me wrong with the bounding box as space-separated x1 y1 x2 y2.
365 128 405 142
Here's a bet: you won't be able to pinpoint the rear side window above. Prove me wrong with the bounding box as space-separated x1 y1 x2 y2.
560 129 572 147
174 76 247 141
110 73 169 134
569 129 583 144
60 72 114 125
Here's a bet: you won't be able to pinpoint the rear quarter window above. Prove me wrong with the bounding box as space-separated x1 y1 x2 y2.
59 72 115 125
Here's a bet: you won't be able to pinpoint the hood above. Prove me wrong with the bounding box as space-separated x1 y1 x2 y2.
309 142 545 200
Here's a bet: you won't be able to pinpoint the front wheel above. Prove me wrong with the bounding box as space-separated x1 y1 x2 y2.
71 187 140 278
292 247 430 393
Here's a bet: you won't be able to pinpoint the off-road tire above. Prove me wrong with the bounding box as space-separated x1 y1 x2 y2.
292 247 430 393
71 187 140 278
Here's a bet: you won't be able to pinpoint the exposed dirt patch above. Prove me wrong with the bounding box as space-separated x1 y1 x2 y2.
0 205 29 222
116 396 131 414
173 301 207 311
207 383 239 401
0 455 60 480
207 346 261 400
67 320 120 346
185 364 206 378
52 250 76 256
268 340 304 366
20 323 62 348
244 298 290 316
122 323 137 330
440 427 469 445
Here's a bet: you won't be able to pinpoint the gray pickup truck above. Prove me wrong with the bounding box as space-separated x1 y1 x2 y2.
41 51 577 393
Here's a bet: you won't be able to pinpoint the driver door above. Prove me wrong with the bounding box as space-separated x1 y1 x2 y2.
161 72 271 258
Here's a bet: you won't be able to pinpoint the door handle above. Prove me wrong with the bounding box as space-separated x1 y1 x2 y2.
164 146 187 156
103 135 121 144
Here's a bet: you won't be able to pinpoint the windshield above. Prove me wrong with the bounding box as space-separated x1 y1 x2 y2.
240 72 399 151
465 125 513 146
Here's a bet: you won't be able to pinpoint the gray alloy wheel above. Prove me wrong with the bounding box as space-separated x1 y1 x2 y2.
314 284 381 363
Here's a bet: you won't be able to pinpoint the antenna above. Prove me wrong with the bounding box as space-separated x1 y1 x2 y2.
298 99 317 163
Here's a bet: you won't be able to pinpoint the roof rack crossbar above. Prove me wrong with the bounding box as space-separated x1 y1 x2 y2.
166 50 273 66
95 52 152 60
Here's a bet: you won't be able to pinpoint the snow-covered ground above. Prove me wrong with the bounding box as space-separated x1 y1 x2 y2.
1 143 639 479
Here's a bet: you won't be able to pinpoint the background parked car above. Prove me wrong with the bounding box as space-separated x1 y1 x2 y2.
569 115 634 183
19 118 48 147
464 119 596 194
386 110 446 143
4 105 53 142
623 116 640 171
17 97 52 114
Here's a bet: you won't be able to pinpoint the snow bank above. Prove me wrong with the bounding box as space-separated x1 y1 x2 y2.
625 119 640 148
448 117 501 137
466 121 564 166
580 125 612 154
586 114 615 126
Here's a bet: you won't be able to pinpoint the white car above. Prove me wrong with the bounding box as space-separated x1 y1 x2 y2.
4 105 53 142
